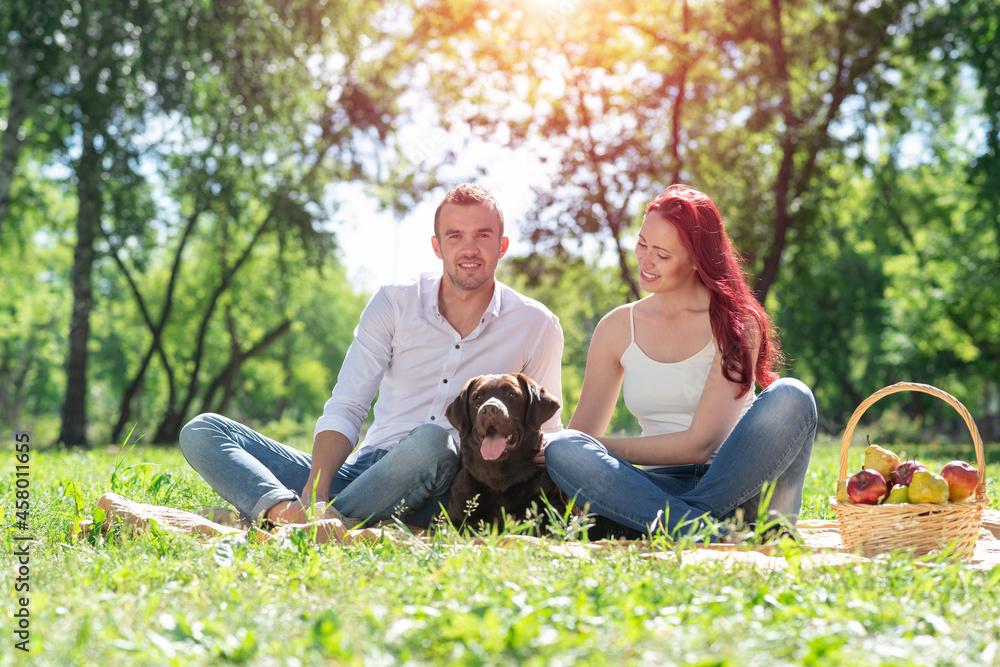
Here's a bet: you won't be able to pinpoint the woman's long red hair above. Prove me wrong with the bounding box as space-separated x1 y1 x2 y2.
645 184 782 396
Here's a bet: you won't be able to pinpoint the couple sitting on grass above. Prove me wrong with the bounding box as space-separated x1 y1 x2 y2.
171 183 816 542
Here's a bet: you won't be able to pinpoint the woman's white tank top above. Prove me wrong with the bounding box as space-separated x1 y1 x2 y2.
620 303 755 466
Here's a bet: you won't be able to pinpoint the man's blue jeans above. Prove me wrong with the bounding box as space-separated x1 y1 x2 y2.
179 416 459 528
544 378 817 538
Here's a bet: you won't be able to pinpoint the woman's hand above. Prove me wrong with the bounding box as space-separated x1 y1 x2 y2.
534 436 548 468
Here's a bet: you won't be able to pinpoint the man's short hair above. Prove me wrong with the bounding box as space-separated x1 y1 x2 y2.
433 184 505 237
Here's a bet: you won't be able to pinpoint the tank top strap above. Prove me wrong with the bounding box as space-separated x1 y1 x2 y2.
629 302 637 344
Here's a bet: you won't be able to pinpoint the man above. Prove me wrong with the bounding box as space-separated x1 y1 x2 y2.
179 184 563 528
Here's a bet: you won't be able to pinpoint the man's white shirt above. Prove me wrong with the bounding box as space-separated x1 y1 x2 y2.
314 273 564 463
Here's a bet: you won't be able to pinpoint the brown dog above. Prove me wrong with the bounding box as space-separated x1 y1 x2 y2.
444 373 565 531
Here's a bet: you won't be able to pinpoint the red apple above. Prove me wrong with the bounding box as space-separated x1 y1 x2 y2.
847 468 889 505
891 458 928 487
940 460 980 502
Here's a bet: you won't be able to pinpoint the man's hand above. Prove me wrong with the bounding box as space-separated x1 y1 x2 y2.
299 474 330 510
264 430 353 525
266 498 330 525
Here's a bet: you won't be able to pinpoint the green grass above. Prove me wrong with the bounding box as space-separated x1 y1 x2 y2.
3 435 999 666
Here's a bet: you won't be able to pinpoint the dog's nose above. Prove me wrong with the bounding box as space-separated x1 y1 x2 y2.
480 397 506 418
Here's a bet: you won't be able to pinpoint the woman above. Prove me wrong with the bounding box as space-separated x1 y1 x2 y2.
540 184 817 539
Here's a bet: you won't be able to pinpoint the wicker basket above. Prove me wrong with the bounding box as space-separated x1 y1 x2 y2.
830 382 989 560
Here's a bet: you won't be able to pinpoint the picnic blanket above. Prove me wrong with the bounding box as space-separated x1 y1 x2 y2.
84 493 1000 570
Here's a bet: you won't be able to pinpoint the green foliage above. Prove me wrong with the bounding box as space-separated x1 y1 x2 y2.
410 0 926 299
0 172 72 439
499 253 636 432
773 172 891 420
1 0 398 444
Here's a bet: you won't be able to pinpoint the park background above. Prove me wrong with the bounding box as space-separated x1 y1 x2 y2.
5 2 1000 665
2 0 999 451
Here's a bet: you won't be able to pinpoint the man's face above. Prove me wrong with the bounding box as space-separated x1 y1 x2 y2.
432 204 509 293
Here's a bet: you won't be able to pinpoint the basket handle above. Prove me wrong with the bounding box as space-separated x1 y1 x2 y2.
838 381 987 500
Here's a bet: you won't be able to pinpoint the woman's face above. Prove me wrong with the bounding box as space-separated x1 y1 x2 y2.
635 211 699 293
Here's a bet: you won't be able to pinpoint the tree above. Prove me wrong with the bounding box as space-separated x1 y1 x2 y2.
0 0 70 241
133 0 409 444
772 171 890 423
0 172 71 437
2 0 221 445
866 0 1000 429
771 0 1000 431
409 0 922 304
403 0 1000 432
2 0 417 445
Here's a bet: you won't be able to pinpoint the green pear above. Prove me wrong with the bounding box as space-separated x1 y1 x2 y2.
863 439 900 482
835 480 851 504
908 470 950 504
884 484 909 504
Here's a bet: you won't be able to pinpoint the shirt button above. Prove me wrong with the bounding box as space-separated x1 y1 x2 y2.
443 379 448 384
430 415 436 420
454 344 460 349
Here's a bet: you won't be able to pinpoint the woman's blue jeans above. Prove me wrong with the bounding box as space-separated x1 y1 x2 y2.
544 377 817 538
179 415 460 528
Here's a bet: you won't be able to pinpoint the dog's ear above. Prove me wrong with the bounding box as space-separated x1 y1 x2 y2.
445 376 478 437
517 373 561 431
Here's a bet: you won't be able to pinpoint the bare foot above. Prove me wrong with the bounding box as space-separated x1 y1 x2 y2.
265 499 314 525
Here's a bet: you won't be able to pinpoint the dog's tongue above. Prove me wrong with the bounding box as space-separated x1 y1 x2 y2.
481 433 508 461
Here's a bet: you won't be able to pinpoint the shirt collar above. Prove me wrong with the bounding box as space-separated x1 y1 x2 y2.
486 280 503 319
421 273 442 315
422 272 503 324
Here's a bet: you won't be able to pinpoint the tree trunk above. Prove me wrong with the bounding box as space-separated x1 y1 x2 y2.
752 0 795 305
152 213 274 443
109 202 201 443
0 113 26 240
211 319 292 415
667 0 692 186
59 127 100 447
0 334 40 426
111 345 157 444
754 152 794 304
0 26 36 240
153 318 292 442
